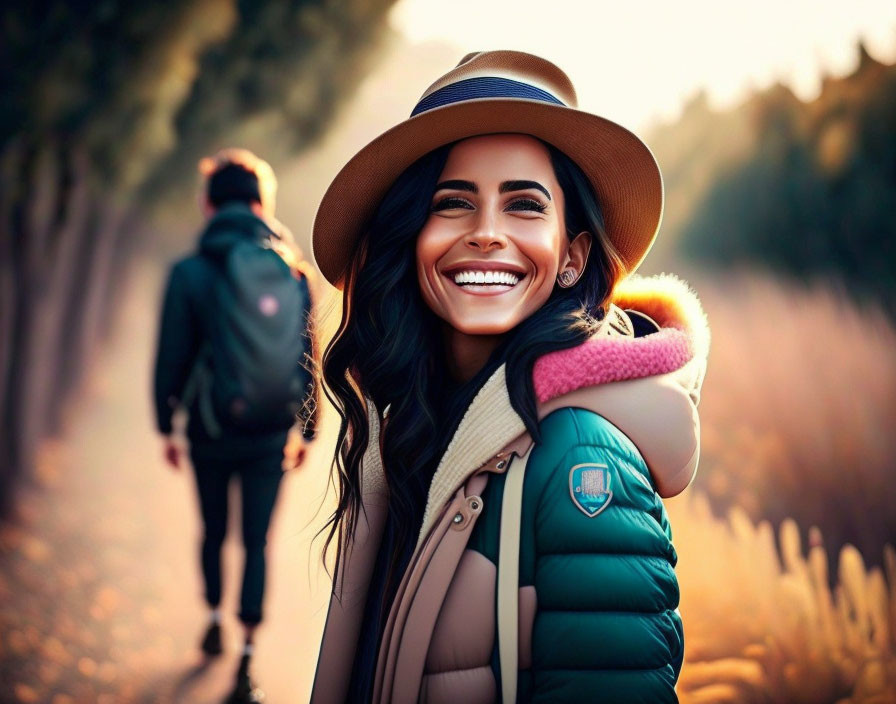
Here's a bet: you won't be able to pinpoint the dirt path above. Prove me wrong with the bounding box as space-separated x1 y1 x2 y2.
0 260 336 704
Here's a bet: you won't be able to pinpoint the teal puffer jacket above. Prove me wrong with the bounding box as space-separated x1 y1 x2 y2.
469 407 683 702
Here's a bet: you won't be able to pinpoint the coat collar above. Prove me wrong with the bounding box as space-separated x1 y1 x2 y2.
415 365 526 548
198 201 276 258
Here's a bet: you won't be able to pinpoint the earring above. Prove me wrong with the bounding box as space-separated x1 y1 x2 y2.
557 268 580 288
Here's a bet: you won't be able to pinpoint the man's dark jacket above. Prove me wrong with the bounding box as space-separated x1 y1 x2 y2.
153 202 315 461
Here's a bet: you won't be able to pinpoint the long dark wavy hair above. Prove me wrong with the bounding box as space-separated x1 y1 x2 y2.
321 137 625 594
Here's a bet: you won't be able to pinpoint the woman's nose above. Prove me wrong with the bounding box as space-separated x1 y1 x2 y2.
464 213 507 251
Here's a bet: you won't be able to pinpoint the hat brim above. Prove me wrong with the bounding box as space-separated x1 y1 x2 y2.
312 98 663 287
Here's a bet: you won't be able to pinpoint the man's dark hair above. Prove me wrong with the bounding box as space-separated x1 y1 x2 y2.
207 163 262 207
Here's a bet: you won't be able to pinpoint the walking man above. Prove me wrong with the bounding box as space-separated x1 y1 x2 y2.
153 148 315 703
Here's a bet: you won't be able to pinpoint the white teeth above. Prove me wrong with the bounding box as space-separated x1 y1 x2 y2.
452 270 521 286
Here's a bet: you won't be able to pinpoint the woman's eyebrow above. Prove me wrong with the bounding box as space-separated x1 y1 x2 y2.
500 180 551 200
434 179 477 193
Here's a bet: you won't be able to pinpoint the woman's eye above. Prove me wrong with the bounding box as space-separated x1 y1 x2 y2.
506 198 547 213
432 197 474 212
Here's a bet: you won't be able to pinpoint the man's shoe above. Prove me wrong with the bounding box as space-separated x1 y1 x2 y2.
225 655 264 704
200 622 223 656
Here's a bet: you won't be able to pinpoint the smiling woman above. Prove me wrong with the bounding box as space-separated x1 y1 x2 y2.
310 51 709 704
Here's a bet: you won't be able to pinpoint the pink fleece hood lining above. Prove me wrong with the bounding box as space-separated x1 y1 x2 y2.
533 273 709 403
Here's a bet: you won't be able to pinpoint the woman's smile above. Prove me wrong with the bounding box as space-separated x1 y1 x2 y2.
442 261 526 294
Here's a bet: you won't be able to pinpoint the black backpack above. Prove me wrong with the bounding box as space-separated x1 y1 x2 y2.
192 228 312 437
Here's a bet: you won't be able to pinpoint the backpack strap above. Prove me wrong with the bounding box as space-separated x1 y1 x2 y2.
498 442 534 704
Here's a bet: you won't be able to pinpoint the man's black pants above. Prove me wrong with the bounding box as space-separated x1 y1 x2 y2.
190 450 284 625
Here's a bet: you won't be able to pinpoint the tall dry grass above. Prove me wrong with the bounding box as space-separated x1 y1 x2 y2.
664 270 896 702
688 271 896 563
669 492 896 703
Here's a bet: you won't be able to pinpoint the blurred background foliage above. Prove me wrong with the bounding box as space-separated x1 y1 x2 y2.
0 0 397 517
651 44 896 317
1 1 895 701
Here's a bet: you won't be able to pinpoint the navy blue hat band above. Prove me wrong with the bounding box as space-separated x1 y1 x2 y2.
411 76 566 117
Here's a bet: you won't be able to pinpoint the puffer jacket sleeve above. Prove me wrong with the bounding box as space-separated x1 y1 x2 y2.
518 407 683 703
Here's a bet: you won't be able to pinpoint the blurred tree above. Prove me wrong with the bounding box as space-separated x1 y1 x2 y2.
661 42 896 314
0 0 397 517
639 90 756 271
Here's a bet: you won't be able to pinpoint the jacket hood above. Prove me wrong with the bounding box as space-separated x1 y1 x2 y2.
198 202 276 259
532 273 709 500
534 273 710 404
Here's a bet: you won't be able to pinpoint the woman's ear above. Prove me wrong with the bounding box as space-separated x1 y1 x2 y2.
562 231 592 277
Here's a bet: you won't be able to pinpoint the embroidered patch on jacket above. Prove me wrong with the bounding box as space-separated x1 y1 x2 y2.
569 463 613 517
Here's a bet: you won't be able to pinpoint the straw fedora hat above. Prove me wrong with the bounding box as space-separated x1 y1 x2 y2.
313 50 663 288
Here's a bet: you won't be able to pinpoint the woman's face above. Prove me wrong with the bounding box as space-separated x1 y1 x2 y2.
416 134 576 336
